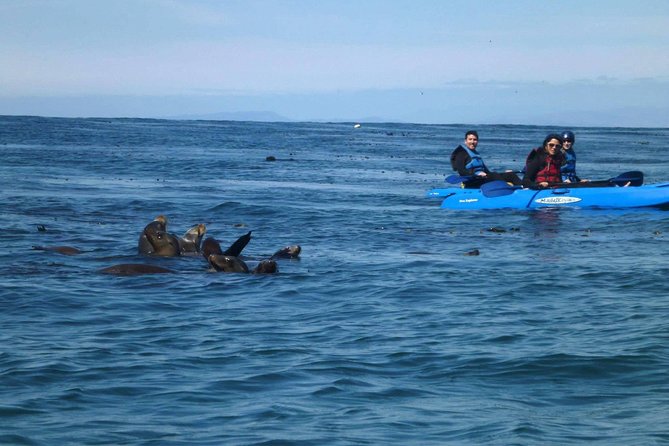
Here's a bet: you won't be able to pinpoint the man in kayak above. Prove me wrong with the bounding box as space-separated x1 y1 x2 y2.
523 134 565 188
450 130 523 188
560 130 588 183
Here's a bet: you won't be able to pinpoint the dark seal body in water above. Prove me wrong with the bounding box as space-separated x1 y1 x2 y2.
207 255 278 274
100 264 175 275
207 255 250 273
32 245 82 256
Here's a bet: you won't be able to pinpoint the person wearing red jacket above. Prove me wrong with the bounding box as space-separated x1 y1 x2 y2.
523 134 565 188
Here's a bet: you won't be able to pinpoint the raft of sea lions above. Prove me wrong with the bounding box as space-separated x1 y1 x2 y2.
33 214 301 276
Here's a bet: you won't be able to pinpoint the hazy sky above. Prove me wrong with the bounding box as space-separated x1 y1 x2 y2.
2 0 669 125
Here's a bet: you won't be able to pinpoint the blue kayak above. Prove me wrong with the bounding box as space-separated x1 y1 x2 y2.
426 182 669 210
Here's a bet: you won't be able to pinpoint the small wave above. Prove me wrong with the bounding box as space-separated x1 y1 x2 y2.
0 406 45 417
0 434 38 446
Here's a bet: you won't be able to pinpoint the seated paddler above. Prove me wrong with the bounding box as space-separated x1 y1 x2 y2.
522 133 566 188
450 130 523 188
560 130 589 183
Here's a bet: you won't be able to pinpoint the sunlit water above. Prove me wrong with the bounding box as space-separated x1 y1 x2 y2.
1 116 668 445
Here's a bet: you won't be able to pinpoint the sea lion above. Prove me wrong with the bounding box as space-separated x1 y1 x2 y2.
201 231 252 259
253 259 278 274
138 215 168 255
201 237 223 258
207 255 278 274
32 245 82 256
207 254 250 273
270 245 301 259
486 227 506 233
100 264 175 275
137 215 183 257
145 230 181 256
178 223 207 255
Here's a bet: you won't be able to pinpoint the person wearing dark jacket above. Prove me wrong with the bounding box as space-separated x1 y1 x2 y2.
523 134 565 188
450 130 523 188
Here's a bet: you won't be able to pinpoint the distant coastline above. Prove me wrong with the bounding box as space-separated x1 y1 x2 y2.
3 79 669 128
1 112 669 130
164 110 292 122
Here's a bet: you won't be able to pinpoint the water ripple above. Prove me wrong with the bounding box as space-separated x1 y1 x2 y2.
1 117 668 445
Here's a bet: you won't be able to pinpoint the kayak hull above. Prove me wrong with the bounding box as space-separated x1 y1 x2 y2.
426 183 669 210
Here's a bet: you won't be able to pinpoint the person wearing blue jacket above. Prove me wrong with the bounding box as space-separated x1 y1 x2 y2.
450 130 523 188
560 130 588 183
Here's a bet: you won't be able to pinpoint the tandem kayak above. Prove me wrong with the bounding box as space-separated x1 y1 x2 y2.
426 180 669 210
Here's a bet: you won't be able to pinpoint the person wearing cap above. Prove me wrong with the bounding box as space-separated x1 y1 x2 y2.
523 134 565 188
560 130 588 183
450 130 523 188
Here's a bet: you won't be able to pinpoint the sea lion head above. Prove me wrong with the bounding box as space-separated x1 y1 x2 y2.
253 259 278 274
183 223 206 241
144 215 168 233
179 223 207 254
144 228 180 256
138 215 170 254
154 214 168 226
271 245 301 259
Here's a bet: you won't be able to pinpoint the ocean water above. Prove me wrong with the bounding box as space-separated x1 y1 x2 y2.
1 115 668 445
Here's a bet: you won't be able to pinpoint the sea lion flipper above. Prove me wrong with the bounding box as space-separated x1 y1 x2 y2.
223 231 252 257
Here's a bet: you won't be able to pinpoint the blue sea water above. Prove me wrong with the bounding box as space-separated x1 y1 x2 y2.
1 115 668 445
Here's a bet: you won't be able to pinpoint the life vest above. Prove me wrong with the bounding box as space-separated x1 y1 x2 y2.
460 146 487 174
535 152 563 183
561 148 578 182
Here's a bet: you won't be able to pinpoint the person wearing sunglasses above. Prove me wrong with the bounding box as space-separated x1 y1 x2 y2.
560 130 588 183
450 130 523 188
523 134 565 188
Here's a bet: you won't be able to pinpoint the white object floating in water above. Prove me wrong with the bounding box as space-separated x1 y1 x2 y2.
353 123 361 128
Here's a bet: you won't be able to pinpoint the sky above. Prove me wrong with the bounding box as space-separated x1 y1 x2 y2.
1 0 669 126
